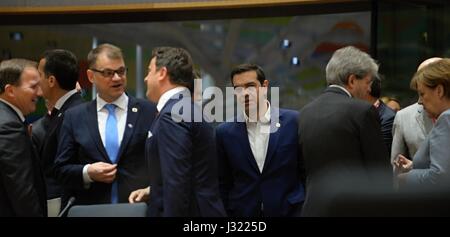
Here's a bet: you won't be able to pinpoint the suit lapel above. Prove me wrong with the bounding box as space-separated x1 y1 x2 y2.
263 108 282 172
86 100 109 161
415 108 428 136
116 97 140 161
235 121 261 173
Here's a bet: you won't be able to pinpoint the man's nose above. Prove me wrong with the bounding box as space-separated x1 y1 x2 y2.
112 72 121 81
37 86 43 97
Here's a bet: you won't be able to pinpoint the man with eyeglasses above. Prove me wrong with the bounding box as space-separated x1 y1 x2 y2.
54 44 157 206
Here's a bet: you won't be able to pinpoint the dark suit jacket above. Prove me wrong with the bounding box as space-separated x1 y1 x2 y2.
146 92 226 217
0 101 47 216
31 113 50 154
54 96 157 205
298 87 391 216
32 93 84 199
216 108 305 217
376 101 396 156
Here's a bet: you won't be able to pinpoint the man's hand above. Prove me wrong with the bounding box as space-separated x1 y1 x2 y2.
128 186 150 203
87 162 117 183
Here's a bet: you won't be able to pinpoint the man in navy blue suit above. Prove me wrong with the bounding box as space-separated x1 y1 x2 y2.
54 44 157 205
216 63 305 217
363 74 396 156
130 47 225 217
31 49 85 203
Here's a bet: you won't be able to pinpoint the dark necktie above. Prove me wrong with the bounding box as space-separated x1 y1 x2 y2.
50 108 59 119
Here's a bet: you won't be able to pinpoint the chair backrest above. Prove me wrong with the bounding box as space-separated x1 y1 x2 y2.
67 203 148 217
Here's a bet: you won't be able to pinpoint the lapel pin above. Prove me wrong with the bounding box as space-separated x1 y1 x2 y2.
132 107 138 112
58 113 62 117
276 122 281 128
128 124 133 128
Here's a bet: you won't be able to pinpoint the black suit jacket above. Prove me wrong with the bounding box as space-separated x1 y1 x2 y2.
376 101 396 156
298 87 391 216
32 93 84 199
54 96 157 205
0 101 47 216
146 92 226 217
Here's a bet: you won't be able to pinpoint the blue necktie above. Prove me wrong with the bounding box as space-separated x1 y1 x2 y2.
105 104 119 203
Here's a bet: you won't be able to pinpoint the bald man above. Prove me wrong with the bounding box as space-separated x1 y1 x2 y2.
390 57 441 165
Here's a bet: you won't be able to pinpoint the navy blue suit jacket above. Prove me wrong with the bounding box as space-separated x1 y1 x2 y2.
146 92 226 217
216 108 305 217
32 93 84 199
376 101 396 156
54 96 157 205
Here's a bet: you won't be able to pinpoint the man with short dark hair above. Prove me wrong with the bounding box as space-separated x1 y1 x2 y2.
362 74 396 155
54 44 157 205
0 58 46 216
130 47 225 217
216 63 305 217
32 49 85 201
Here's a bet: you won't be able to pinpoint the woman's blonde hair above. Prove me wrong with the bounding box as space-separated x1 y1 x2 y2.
410 58 450 99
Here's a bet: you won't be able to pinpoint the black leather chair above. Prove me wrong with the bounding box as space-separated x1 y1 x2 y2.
67 203 148 217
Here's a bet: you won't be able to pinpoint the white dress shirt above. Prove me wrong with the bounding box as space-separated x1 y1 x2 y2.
0 98 25 122
245 101 271 173
157 86 189 112
96 93 128 147
53 89 78 110
82 93 129 184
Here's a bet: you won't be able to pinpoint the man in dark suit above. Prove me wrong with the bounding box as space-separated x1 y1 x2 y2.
54 44 157 205
298 46 391 216
31 49 85 202
0 59 47 216
130 47 225 217
363 74 396 156
216 63 305 217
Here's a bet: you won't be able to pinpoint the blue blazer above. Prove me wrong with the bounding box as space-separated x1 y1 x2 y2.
54 96 157 205
216 108 305 217
376 101 396 156
146 92 226 217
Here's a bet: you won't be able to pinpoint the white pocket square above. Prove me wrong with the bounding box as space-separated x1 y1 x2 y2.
147 131 153 138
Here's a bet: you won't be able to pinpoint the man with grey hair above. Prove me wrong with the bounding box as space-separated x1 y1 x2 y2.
0 59 47 216
298 46 391 216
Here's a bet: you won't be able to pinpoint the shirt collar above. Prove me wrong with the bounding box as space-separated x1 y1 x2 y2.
329 85 352 98
157 86 189 112
0 98 25 122
96 93 128 111
54 89 78 110
373 99 381 108
243 100 271 124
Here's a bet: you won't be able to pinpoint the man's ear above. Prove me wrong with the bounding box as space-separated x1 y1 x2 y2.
347 74 357 89
436 84 445 98
262 79 269 87
48 75 57 88
157 67 168 82
87 70 95 84
3 84 15 98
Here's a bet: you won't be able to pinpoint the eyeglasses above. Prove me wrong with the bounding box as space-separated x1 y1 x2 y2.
90 67 127 78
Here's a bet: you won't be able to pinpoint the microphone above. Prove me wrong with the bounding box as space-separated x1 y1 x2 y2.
58 197 76 217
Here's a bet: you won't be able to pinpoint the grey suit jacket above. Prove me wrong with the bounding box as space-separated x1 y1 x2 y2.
404 109 450 186
391 103 433 163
